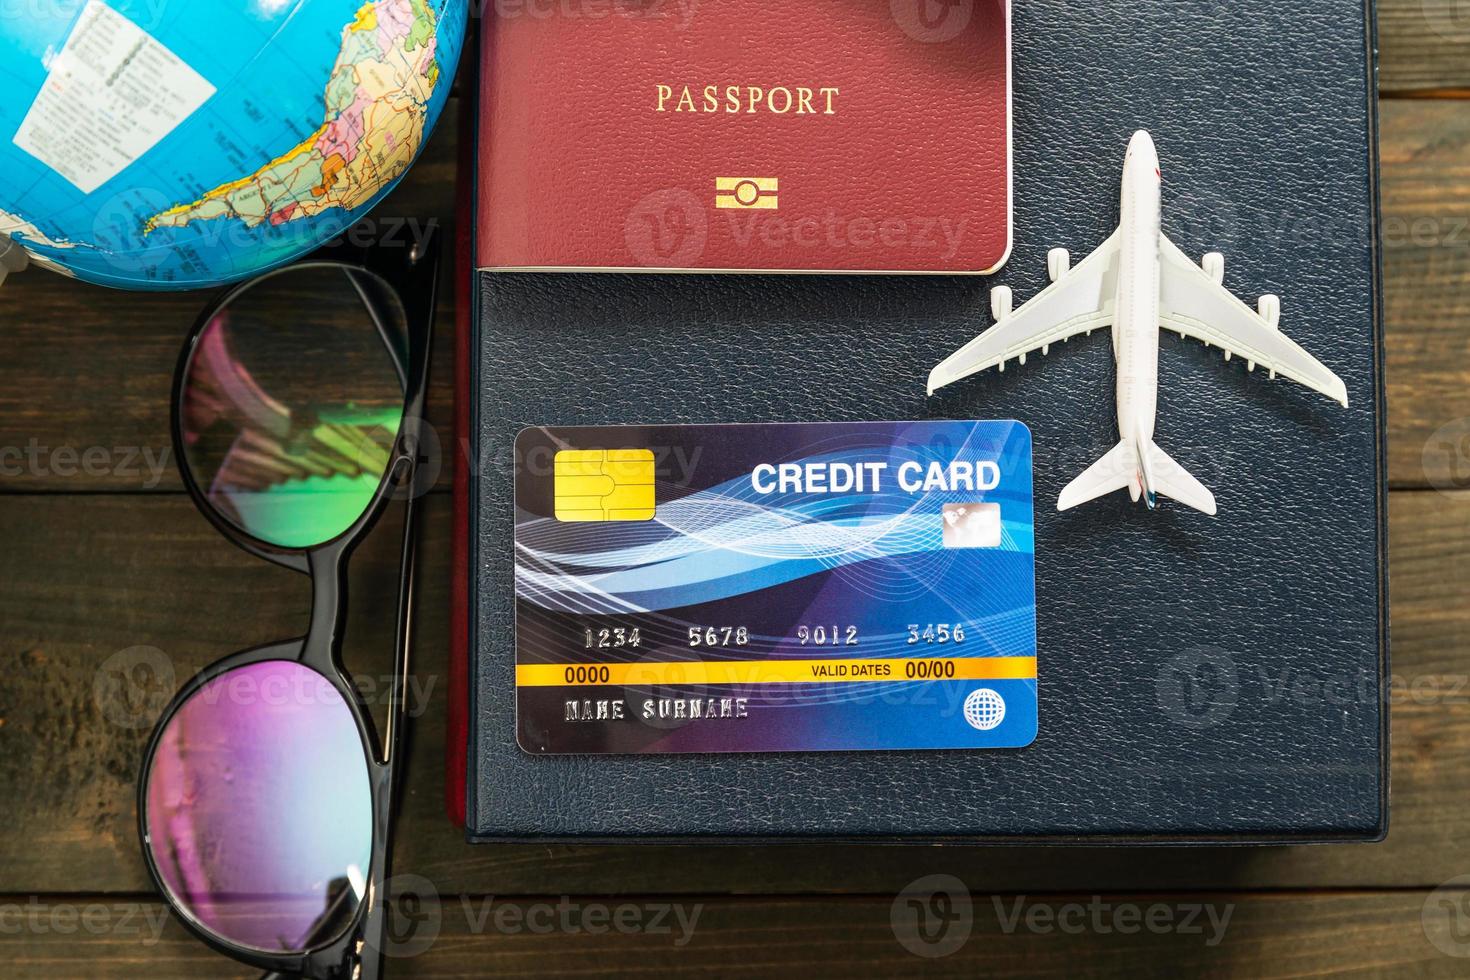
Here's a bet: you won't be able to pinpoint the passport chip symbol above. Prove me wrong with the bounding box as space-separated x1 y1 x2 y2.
716 176 778 210
553 449 656 522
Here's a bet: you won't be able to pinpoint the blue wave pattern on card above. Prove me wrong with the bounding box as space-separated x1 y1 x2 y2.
513 421 1038 754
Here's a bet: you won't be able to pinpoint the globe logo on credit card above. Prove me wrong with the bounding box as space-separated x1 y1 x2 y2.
963 688 1006 731
716 176 779 210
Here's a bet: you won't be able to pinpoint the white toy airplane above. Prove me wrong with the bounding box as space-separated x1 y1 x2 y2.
927 130 1347 516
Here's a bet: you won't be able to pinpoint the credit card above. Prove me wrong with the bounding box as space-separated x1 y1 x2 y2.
513 421 1037 754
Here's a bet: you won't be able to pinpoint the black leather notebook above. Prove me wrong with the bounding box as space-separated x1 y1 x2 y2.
466 0 1386 841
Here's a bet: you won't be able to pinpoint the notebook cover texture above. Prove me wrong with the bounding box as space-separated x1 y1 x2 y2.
464 0 1386 841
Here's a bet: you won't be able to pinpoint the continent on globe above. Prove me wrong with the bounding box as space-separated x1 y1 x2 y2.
1 208 84 276
1 210 80 253
145 0 441 234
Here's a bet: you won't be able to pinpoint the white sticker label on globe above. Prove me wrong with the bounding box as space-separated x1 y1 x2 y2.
12 1 216 195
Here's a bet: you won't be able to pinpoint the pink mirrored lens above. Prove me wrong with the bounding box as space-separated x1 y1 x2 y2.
143 660 373 953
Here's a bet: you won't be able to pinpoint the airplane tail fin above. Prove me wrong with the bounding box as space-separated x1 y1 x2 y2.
1056 436 1218 516
1057 440 1136 511
1145 441 1217 516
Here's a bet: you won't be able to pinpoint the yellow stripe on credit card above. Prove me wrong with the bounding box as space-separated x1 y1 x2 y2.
517 656 1038 687
554 449 655 521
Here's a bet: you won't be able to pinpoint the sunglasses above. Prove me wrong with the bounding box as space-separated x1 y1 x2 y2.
137 228 439 979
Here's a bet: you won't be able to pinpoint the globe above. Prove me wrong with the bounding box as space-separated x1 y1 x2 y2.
0 0 467 290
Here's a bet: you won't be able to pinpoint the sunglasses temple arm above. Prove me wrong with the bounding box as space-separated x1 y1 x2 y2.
383 473 419 767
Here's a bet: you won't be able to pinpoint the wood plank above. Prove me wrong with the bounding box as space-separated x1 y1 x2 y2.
0 490 1458 895
3 890 1465 979
1381 100 1470 488
1380 0 1470 93
0 101 1465 492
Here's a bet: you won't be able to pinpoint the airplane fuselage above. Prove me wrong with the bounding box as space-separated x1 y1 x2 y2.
926 128 1346 516
1113 130 1163 462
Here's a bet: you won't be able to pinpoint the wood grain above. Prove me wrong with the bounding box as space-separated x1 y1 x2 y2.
1380 1 1470 93
1381 100 1470 487
4 890 1467 979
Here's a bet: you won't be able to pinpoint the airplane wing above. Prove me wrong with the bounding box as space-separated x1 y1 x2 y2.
927 232 1120 395
1158 235 1348 406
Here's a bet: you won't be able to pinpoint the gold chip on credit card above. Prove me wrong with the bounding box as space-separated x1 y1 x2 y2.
553 449 656 521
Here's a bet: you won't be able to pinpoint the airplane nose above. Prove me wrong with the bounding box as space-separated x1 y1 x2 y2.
1125 130 1160 177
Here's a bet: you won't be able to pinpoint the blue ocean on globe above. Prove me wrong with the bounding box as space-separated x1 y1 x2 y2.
0 0 467 289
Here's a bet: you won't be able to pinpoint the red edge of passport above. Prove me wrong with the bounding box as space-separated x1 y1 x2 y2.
446 53 475 828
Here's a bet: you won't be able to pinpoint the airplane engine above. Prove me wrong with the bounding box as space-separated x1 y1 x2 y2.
1258 294 1281 328
990 285 1013 322
1202 252 1225 285
1048 248 1071 283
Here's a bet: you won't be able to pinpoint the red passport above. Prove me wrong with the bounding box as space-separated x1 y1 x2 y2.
476 1 1012 274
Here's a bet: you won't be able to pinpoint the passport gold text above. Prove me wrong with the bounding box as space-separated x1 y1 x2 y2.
655 84 839 115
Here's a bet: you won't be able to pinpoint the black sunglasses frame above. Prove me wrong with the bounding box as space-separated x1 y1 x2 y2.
136 228 439 980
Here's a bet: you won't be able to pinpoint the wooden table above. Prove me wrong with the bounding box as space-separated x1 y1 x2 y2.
3 8 1469 976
